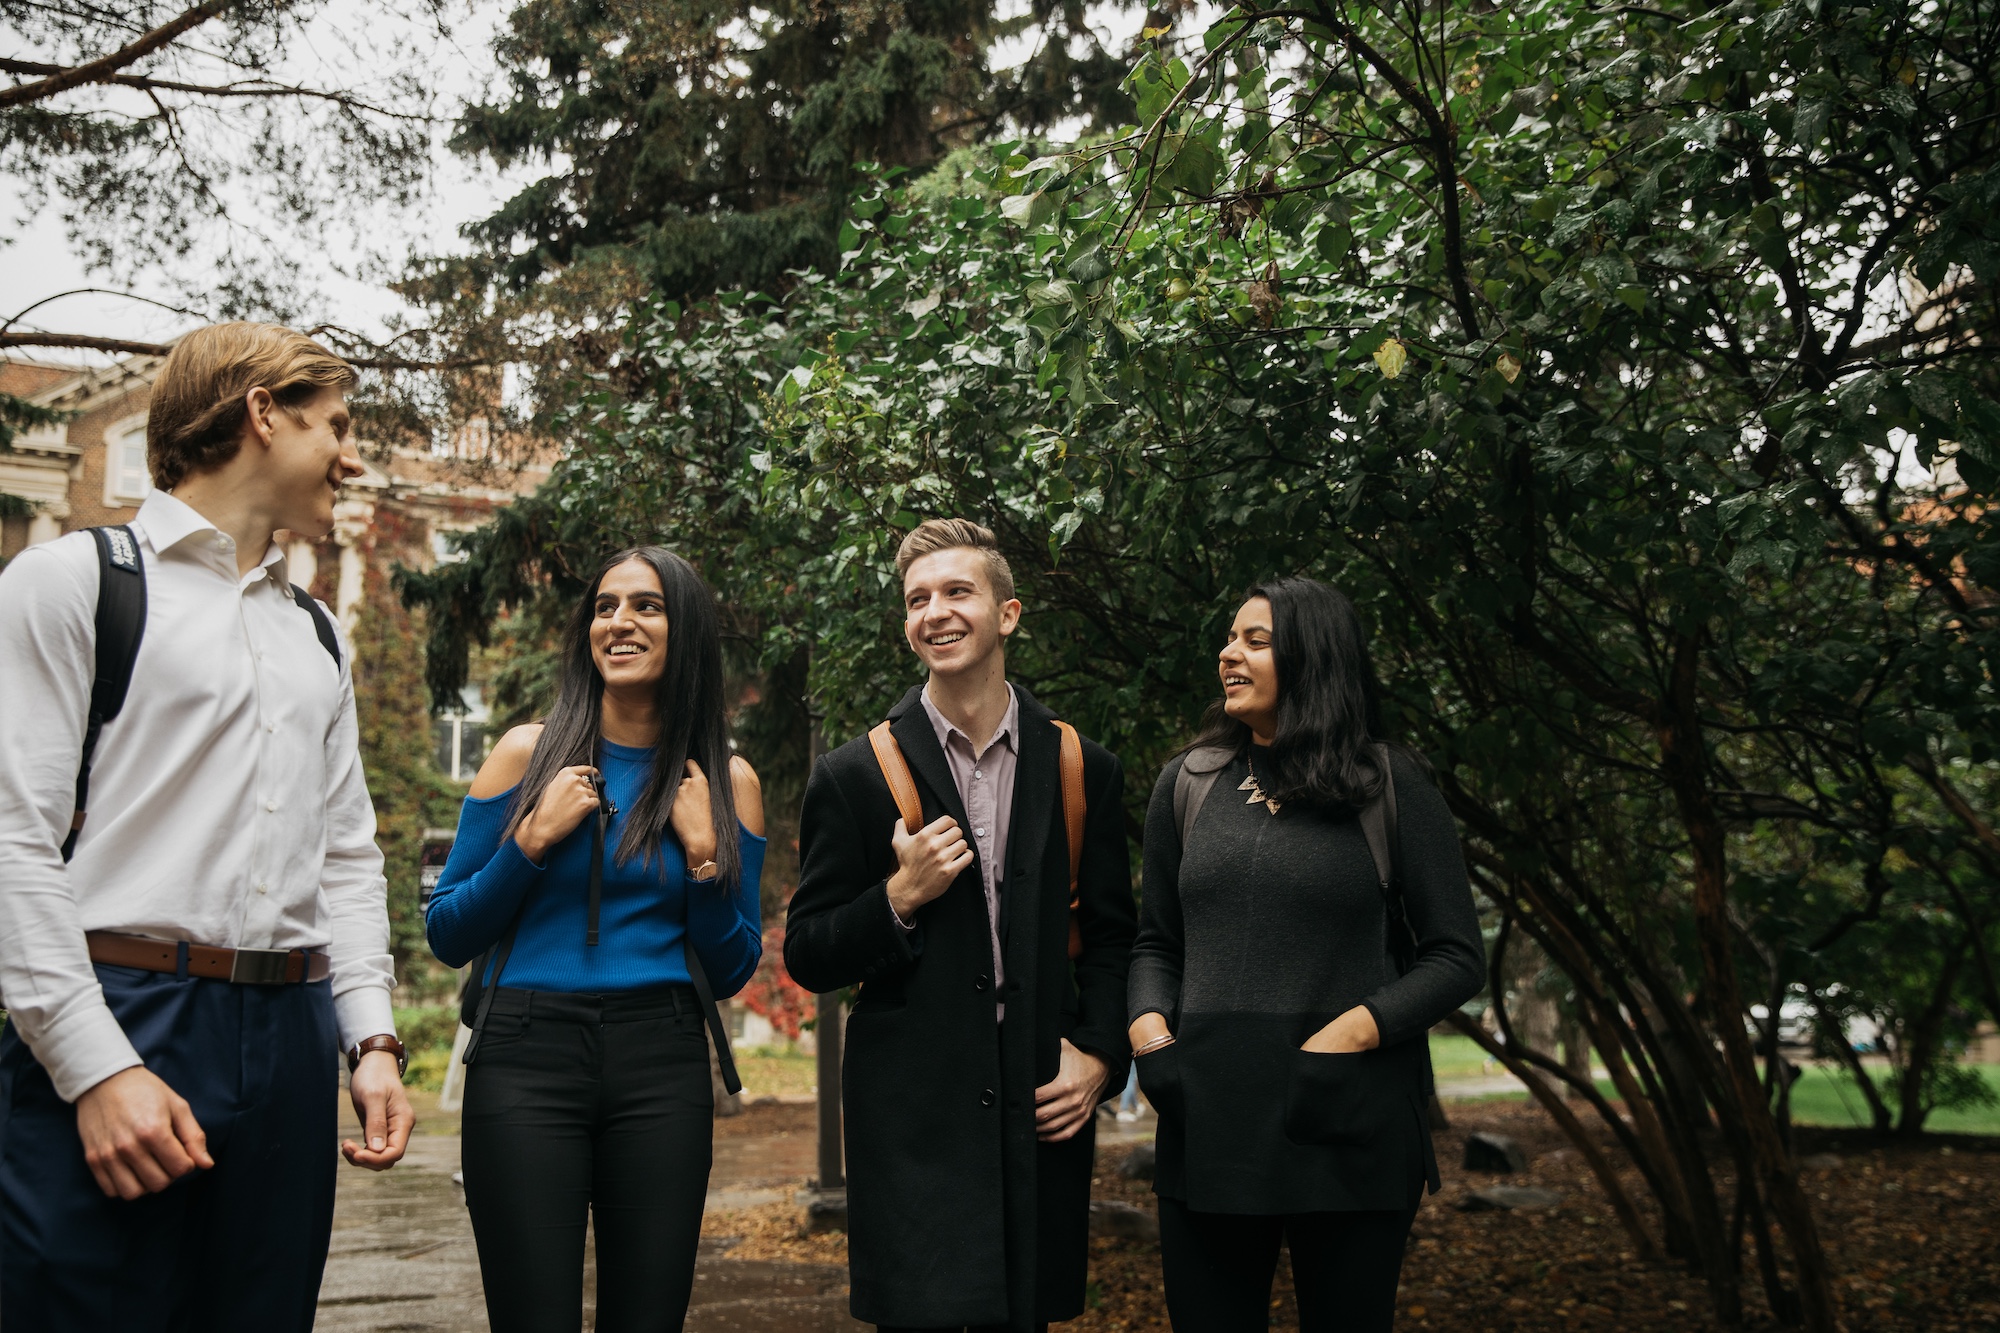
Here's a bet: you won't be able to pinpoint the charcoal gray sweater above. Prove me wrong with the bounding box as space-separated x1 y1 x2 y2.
1127 747 1485 1214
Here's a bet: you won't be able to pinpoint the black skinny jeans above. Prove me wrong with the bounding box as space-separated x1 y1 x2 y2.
461 985 714 1333
1158 1196 1418 1332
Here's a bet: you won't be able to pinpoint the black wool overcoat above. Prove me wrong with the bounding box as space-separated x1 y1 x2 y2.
785 684 1136 1331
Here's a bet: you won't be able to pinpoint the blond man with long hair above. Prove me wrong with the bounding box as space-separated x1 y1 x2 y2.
0 324 409 1330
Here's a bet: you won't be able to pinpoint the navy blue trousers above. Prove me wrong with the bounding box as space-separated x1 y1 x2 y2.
0 962 338 1332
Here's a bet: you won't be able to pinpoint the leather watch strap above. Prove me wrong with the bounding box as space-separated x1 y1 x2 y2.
348 1033 408 1078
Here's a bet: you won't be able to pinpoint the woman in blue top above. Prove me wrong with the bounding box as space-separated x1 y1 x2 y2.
426 545 765 1333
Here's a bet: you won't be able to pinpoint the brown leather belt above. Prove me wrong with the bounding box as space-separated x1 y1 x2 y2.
85 932 330 985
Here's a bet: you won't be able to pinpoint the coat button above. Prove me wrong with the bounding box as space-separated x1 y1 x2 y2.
974 975 990 991
981 1088 996 1107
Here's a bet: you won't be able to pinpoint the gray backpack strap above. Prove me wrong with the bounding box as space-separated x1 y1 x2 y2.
1357 745 1395 893
1173 745 1235 849
1359 742 1415 976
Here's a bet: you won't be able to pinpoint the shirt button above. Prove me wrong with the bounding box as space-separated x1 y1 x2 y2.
265 800 278 812
265 722 277 733
975 827 986 838
257 883 269 895
975 770 983 779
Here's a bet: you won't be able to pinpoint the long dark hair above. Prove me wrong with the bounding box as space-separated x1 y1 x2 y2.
503 546 742 888
1185 576 1392 809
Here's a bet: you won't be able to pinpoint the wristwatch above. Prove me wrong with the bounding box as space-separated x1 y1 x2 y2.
348 1033 408 1078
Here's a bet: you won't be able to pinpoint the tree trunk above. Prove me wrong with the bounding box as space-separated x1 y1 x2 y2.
1812 987 1891 1133
1895 937 1969 1137
1660 634 1836 1333
1446 1012 1661 1261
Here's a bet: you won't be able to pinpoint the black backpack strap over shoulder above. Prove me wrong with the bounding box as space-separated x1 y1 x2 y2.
65 527 147 863
290 584 341 669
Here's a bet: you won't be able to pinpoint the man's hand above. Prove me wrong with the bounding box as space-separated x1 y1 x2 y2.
1034 1039 1110 1142
1302 1005 1380 1054
342 1050 414 1170
886 814 974 923
75 1066 212 1200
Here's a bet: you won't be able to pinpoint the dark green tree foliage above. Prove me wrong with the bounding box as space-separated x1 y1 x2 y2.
444 0 1140 304
407 0 2000 1325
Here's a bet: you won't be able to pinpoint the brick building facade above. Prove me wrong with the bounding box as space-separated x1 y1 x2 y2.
2 351 549 777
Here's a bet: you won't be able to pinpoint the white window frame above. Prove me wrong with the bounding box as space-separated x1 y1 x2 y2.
102 415 152 507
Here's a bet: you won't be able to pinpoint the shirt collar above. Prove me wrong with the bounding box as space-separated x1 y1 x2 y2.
133 490 288 587
921 682 1020 758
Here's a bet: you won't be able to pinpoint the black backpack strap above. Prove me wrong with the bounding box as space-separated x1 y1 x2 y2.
586 794 605 947
685 937 743 1096
290 584 341 668
460 918 522 1066
65 527 147 863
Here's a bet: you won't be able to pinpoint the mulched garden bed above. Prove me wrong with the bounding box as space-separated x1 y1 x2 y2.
700 1099 2000 1330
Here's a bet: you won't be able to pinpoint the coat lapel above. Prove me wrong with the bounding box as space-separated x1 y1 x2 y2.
886 685 971 830
1000 687 1059 959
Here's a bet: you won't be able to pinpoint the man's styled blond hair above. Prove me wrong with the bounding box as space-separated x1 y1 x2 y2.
895 518 1016 604
147 322 357 489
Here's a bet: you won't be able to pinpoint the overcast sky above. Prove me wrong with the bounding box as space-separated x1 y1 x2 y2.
3 0 1157 369
1 2 518 367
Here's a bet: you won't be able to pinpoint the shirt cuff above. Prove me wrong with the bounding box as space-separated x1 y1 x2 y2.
888 893 916 932
333 981 397 1058
36 999 144 1105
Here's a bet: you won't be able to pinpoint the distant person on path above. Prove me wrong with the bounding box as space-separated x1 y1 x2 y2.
1127 578 1485 1333
786 518 1137 1333
0 323 411 1331
426 546 765 1333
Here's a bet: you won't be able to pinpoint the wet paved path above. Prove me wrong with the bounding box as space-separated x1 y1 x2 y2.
318 1092 864 1333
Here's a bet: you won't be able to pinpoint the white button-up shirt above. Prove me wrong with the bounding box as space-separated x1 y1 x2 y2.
0 492 395 1102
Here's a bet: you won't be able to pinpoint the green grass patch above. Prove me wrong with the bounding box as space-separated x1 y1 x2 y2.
394 1005 462 1093
1786 1064 2000 1135
1429 1033 1501 1081
737 1044 818 1100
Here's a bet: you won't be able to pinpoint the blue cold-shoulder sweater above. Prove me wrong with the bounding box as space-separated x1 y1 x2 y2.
426 740 764 996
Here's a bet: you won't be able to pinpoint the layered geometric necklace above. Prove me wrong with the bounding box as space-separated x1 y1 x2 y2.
1240 755 1282 814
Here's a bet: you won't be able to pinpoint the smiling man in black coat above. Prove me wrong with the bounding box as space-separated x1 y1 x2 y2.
785 518 1135 1333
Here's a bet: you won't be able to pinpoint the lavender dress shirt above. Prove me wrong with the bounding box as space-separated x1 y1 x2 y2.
891 684 1020 1012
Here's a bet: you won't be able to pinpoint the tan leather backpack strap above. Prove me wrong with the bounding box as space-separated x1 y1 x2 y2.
868 722 925 834
1055 720 1087 960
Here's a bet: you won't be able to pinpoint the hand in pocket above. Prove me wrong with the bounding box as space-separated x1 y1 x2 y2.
1283 1048 1396 1147
1134 1043 1185 1122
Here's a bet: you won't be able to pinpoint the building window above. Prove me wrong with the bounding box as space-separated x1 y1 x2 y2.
432 684 492 782
104 424 151 506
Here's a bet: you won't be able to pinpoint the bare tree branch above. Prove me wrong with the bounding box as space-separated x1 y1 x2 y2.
0 0 235 111
0 329 502 372
0 56 430 120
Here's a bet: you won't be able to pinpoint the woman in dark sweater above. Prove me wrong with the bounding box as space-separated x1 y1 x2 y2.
1128 577 1484 1332
427 547 765 1333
